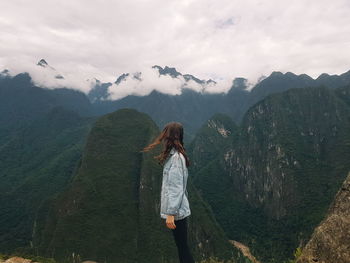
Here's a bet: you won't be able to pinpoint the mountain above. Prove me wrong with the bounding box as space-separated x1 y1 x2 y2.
248 71 314 105
88 68 350 142
315 70 350 89
296 171 350 263
90 88 235 144
36 59 64 79
88 65 218 103
32 108 249 263
87 79 113 102
188 112 238 173
3 61 350 143
1 62 350 262
0 72 93 142
153 65 182 78
0 106 96 252
188 84 350 263
89 66 251 143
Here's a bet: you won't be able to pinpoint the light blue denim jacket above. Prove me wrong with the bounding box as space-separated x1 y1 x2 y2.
160 147 191 220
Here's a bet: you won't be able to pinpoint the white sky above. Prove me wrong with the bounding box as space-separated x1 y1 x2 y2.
1 0 350 97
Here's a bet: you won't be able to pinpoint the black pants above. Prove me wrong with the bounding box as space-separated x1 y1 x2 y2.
171 216 195 263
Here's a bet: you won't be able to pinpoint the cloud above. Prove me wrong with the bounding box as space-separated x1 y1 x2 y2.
107 67 185 100
106 66 233 100
0 56 97 93
215 17 238 29
0 0 350 97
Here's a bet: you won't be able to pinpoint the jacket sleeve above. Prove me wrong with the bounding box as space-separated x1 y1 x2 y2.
164 153 185 215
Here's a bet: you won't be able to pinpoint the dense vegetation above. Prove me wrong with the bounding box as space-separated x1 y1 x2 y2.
31 108 248 263
1 67 350 263
0 106 95 251
188 85 350 263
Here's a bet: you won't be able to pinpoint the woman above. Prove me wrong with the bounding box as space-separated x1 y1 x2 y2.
141 121 195 263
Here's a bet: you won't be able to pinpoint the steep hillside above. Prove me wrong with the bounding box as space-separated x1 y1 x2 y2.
296 171 350 263
189 85 350 263
0 106 95 251
188 113 238 172
33 108 249 263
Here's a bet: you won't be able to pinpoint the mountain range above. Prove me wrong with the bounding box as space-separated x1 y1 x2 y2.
2 59 350 143
188 84 350 262
1 61 350 263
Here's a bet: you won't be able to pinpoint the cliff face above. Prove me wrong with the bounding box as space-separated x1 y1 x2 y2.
189 85 350 263
188 112 238 173
296 171 350 263
226 86 350 220
33 108 247 263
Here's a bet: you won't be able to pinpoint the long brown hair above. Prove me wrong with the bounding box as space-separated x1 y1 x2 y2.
141 122 190 167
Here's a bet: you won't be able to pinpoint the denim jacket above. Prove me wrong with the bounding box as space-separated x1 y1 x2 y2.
160 147 191 220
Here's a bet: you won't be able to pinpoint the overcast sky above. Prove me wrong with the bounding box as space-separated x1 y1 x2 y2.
1 0 350 97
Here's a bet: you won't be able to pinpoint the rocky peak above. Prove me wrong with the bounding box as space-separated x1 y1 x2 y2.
115 73 130 84
206 79 217 85
183 74 205 84
35 58 64 79
37 59 49 67
152 65 182 78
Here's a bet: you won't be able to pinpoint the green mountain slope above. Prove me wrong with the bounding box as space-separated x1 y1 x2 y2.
33 108 249 263
188 113 238 172
189 85 350 263
0 106 95 252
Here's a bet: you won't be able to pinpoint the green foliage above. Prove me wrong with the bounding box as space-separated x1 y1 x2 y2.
283 247 302 263
0 253 9 260
190 85 350 263
188 113 238 173
2 73 350 263
294 247 302 258
32 108 247 263
0 106 95 252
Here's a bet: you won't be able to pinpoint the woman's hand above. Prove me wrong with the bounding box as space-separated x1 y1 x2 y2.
166 215 176 229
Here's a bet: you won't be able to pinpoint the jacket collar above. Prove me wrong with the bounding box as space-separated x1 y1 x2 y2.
170 147 176 155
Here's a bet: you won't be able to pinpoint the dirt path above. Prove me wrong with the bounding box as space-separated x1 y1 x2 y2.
229 240 261 263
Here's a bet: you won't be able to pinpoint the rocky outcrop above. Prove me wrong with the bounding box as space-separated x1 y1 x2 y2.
2 257 36 263
0 255 98 263
296 171 350 263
